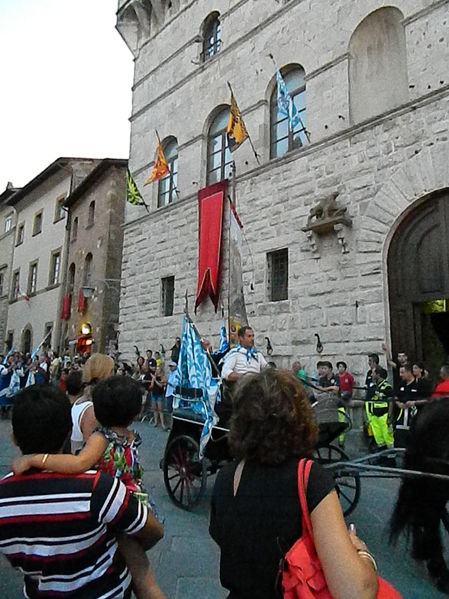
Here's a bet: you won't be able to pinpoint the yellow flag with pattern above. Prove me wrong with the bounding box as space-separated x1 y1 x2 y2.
227 92 249 152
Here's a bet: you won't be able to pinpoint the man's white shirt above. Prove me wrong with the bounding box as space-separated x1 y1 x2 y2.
221 347 267 379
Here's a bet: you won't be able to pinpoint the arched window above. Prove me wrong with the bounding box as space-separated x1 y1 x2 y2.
72 216 78 240
270 66 307 159
83 253 93 286
158 138 178 207
207 107 232 184
349 7 408 124
202 12 221 61
87 201 95 227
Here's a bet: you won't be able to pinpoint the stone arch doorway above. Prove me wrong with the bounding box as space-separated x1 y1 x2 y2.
388 191 449 376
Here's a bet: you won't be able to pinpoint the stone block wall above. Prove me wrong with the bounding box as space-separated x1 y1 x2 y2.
117 0 449 384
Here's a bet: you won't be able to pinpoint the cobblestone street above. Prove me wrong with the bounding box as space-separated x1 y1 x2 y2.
0 415 446 598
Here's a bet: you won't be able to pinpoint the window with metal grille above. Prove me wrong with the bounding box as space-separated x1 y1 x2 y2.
270 66 307 159
161 276 175 317
158 139 178 207
28 262 38 295
202 12 221 61
11 270 20 301
72 217 78 240
207 107 232 184
43 323 53 348
54 196 66 222
87 201 95 227
267 249 288 301
4 215 12 233
33 211 43 236
83 253 93 286
16 223 24 246
49 250 61 286
0 270 4 296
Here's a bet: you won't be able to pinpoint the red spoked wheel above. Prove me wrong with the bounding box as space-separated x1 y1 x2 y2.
163 434 207 510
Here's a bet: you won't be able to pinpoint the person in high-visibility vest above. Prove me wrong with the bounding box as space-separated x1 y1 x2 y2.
369 366 394 450
364 353 379 447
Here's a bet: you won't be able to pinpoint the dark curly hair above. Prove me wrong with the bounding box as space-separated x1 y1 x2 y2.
92 375 142 427
228 368 318 465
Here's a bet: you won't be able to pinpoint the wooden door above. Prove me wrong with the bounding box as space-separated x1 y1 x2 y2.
388 192 449 362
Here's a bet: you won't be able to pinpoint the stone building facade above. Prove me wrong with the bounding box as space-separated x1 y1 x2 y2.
0 185 20 352
116 0 449 380
4 158 100 354
62 159 127 355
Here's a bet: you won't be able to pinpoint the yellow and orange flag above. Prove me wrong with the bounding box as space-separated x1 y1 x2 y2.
144 137 169 185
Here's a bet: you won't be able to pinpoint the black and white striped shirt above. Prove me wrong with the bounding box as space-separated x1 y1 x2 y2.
0 469 148 598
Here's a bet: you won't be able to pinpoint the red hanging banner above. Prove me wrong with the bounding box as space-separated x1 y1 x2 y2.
77 288 85 314
61 294 71 320
195 181 227 312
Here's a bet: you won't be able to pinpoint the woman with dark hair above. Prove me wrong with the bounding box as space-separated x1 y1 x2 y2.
210 369 378 599
390 399 449 593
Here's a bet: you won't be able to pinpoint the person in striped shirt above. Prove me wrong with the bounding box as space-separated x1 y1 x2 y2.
0 384 164 598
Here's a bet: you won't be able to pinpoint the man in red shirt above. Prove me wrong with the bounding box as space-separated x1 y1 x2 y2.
336 361 355 448
431 365 449 399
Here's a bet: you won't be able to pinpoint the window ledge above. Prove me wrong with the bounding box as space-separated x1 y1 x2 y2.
32 231 42 237
46 283 60 291
85 222 94 230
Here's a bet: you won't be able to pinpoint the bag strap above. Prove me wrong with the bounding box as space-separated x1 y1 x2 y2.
297 458 314 536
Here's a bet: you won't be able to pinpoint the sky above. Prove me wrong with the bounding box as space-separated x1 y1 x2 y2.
0 0 134 191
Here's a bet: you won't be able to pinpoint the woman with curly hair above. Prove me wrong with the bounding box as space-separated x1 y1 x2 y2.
210 368 378 599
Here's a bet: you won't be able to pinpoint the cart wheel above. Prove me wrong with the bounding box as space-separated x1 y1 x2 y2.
163 434 207 510
314 444 361 517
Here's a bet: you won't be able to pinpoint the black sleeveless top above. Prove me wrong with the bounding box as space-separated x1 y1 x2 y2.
210 458 335 599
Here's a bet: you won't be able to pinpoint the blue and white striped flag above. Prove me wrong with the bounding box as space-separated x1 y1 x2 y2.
173 315 220 458
218 318 229 354
2 348 14 366
276 69 300 130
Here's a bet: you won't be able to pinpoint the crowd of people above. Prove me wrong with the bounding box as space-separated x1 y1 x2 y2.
0 327 448 597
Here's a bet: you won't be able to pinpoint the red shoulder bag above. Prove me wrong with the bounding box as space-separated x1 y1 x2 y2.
280 458 402 599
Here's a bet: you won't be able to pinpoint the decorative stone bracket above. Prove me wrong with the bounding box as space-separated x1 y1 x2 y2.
302 192 352 258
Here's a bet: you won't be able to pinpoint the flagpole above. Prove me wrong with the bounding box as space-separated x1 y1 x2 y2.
227 161 237 345
227 81 261 165
268 54 311 143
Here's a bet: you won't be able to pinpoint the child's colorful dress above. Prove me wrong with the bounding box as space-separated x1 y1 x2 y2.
96 427 158 515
